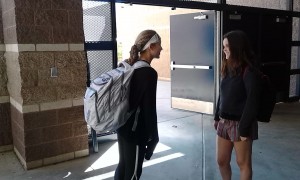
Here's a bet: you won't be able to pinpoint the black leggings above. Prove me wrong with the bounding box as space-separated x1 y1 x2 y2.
114 133 146 180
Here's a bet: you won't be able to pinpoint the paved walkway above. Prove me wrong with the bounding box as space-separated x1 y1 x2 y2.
1 81 300 180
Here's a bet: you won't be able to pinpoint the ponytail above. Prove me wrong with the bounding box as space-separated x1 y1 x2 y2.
128 45 139 65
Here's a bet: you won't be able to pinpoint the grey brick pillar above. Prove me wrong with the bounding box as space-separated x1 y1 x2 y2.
1 0 88 169
0 1 12 153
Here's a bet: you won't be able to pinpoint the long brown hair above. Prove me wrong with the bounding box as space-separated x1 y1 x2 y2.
127 30 161 65
221 30 256 77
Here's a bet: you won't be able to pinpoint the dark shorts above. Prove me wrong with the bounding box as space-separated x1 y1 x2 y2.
217 117 258 142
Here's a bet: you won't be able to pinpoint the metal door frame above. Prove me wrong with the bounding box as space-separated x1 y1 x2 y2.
83 0 300 152
170 11 217 114
112 1 300 102
87 0 300 102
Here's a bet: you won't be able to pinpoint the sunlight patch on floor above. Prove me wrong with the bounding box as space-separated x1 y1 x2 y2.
83 142 183 179
85 142 172 172
83 153 184 180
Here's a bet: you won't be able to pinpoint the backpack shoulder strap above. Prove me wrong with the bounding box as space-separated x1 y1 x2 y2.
133 60 151 69
119 60 131 70
119 60 150 70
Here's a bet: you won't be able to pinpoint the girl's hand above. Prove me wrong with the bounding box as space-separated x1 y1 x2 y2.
214 121 218 130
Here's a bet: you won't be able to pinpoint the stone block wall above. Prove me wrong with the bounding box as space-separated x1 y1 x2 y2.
11 105 87 167
0 53 8 96
1 0 89 169
0 52 12 152
1 0 84 44
0 0 12 152
18 51 86 105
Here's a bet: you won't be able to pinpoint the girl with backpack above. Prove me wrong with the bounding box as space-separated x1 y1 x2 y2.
114 29 163 180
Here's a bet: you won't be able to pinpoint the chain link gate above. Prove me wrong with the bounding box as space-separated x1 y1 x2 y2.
83 0 117 152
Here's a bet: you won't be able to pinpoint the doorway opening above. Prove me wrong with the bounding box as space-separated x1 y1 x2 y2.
116 3 202 81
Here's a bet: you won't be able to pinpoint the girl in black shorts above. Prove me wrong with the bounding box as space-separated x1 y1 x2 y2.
214 30 261 180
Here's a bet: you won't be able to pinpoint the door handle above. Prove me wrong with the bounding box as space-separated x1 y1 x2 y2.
193 12 208 20
170 61 212 70
195 65 212 69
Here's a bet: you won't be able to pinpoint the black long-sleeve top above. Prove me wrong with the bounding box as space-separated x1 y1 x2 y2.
118 60 159 144
214 67 261 137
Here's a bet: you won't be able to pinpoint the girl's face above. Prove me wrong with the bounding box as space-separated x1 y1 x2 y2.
151 42 163 59
223 38 230 60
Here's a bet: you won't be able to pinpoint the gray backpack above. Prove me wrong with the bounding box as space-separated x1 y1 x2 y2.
84 60 150 133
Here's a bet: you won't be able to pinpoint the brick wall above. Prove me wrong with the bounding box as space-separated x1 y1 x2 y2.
0 0 12 152
1 0 89 169
0 102 11 151
11 105 87 165
18 51 86 105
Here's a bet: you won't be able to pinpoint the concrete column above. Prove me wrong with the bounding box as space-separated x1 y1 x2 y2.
1 0 88 169
294 0 300 11
0 1 12 153
293 0 300 99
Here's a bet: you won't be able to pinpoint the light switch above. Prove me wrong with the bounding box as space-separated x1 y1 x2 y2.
51 67 58 77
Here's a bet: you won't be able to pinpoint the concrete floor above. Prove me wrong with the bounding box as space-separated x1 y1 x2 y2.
1 81 300 180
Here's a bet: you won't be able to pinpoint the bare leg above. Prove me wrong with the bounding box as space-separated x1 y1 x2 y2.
234 140 253 180
216 136 234 180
